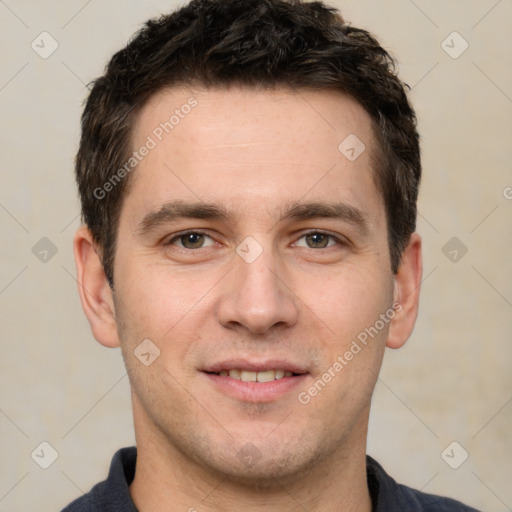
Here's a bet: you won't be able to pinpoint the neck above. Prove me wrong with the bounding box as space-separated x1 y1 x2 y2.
129 399 372 512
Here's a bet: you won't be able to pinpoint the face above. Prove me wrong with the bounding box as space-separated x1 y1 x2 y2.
82 86 417 484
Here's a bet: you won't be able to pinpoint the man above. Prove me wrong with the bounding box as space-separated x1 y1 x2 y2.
63 0 480 510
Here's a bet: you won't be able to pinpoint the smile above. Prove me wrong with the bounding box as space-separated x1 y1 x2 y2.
214 369 296 382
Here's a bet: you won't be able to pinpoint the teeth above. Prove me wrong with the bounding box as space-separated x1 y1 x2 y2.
256 370 275 383
217 369 297 381
240 370 257 382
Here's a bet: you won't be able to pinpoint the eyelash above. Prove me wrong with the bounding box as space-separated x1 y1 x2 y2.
166 229 345 250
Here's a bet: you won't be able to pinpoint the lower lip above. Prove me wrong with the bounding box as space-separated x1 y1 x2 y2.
203 372 309 402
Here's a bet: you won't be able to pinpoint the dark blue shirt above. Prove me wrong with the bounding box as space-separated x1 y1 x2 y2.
61 447 481 511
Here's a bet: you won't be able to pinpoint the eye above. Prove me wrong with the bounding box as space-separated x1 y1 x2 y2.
168 231 215 249
295 231 341 249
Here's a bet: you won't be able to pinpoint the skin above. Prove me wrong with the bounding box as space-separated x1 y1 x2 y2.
74 86 422 512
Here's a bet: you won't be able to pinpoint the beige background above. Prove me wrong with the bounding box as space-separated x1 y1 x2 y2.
1 0 511 511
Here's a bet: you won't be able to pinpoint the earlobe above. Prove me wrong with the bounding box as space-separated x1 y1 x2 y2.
73 226 120 348
386 232 422 349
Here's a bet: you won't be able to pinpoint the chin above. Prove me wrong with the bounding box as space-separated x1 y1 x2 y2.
192 432 328 488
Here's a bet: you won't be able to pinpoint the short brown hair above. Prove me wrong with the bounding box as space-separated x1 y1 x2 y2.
76 0 421 287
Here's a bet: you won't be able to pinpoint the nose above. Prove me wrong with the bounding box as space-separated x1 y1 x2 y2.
216 244 299 334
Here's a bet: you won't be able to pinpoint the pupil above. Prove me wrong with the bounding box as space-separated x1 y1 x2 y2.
307 233 327 248
184 233 203 248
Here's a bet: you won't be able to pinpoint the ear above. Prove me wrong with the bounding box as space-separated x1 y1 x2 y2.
386 232 422 349
73 226 120 348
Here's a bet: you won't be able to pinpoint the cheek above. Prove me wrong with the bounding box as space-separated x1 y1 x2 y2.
297 269 391 421
293 263 393 403
296 263 394 342
117 260 199 327
114 260 219 367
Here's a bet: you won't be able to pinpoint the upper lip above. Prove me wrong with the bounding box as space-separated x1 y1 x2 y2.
202 359 309 374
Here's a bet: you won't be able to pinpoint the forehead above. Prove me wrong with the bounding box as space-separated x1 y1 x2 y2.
123 86 383 225
134 85 374 153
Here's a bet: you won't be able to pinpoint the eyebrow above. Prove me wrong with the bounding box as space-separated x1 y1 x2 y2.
278 201 369 233
136 201 230 235
136 199 369 236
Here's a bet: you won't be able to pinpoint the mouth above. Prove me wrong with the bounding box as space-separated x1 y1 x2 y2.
205 368 301 382
201 361 309 402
